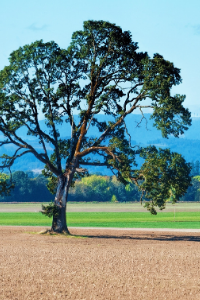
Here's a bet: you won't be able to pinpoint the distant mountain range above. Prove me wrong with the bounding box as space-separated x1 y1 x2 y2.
14 113 200 142
1 114 200 174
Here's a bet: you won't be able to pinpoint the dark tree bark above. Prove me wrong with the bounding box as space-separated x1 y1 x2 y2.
51 158 79 233
52 204 68 233
51 175 70 233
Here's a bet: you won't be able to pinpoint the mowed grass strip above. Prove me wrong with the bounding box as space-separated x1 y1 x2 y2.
1 212 200 228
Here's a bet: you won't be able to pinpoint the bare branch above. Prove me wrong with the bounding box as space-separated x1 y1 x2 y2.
0 149 32 169
75 167 88 173
123 120 136 149
85 113 95 133
139 190 145 204
79 161 108 167
0 140 13 146
77 146 122 163
123 82 144 110
0 122 60 175
20 117 55 145
91 93 147 148
135 107 149 130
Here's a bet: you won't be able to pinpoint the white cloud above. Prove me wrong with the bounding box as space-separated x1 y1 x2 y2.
27 23 48 31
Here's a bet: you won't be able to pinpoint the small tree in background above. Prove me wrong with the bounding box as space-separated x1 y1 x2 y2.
0 20 191 232
111 195 118 203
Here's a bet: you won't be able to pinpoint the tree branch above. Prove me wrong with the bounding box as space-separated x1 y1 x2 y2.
0 149 32 169
76 146 122 163
79 161 109 167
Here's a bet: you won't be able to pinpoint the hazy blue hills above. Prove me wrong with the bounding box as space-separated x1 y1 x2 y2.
147 138 200 162
15 113 200 143
16 113 164 144
1 114 200 173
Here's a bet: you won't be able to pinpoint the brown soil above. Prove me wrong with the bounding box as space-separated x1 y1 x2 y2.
1 227 200 299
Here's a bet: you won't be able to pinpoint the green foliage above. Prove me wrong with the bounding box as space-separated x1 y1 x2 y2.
0 171 52 202
68 174 140 202
41 202 59 218
111 195 118 203
182 176 200 201
135 147 191 213
147 139 200 163
69 175 112 202
42 167 58 195
191 161 200 176
0 170 198 204
0 172 14 197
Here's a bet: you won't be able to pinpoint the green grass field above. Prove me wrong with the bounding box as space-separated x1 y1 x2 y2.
1 211 200 228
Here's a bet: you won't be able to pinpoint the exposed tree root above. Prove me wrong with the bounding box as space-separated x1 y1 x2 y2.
38 229 88 238
39 229 71 236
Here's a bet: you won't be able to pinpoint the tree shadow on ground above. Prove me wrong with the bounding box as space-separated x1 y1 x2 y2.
71 232 200 242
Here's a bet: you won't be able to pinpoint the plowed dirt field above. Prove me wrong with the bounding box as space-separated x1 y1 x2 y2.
1 226 200 299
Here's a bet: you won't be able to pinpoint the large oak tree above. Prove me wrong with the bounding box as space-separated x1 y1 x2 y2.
0 21 191 232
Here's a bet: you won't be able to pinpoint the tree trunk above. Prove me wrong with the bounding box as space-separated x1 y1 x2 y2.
51 175 71 233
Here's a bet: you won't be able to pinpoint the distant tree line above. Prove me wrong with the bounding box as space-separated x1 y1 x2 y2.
0 170 200 203
0 171 52 202
182 175 200 202
0 172 140 202
191 160 200 176
68 175 140 202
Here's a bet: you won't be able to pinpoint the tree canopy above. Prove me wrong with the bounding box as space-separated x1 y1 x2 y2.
0 20 191 232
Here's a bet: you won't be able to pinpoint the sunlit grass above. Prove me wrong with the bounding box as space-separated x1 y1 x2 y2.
0 211 200 228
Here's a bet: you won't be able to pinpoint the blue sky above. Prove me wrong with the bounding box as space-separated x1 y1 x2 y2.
1 0 200 115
